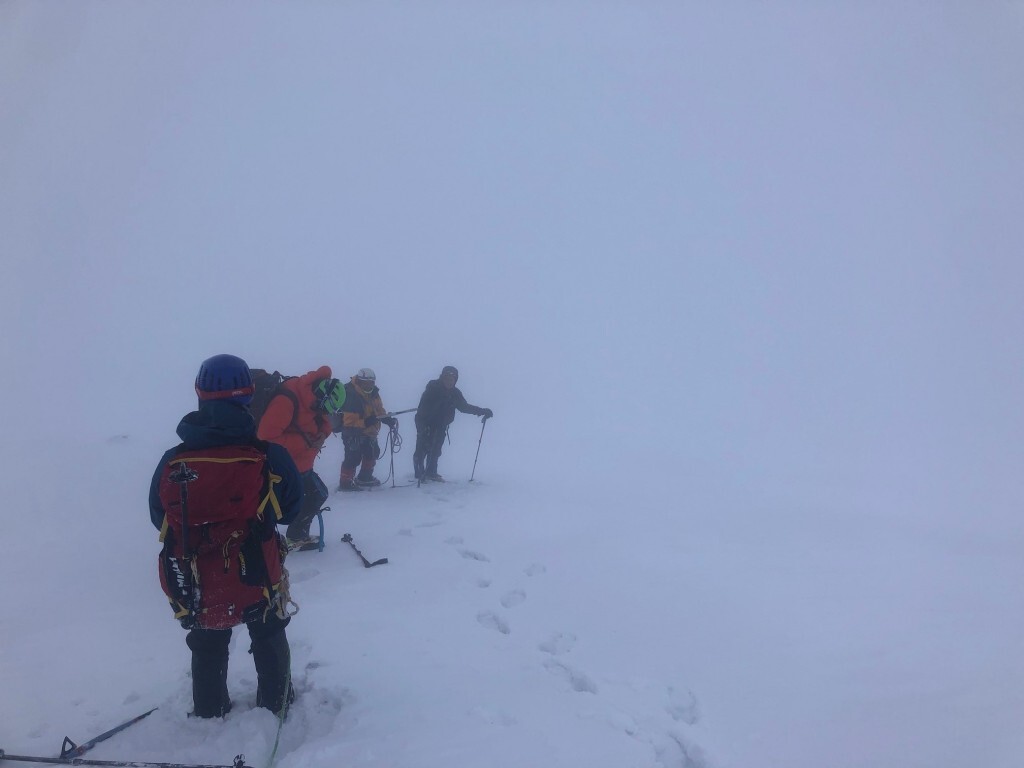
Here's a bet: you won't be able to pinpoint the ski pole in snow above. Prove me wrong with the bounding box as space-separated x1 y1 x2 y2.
0 750 251 768
469 416 488 482
59 708 158 759
340 533 388 568
168 459 200 627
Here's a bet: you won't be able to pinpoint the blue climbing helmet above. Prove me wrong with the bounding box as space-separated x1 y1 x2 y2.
195 354 255 405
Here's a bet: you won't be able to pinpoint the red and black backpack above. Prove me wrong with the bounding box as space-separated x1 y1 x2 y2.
156 442 287 630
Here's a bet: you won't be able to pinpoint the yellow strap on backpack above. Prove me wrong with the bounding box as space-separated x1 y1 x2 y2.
257 471 284 521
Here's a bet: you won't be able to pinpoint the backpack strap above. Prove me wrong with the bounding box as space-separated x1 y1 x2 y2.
157 442 187 544
257 470 284 521
248 438 286 522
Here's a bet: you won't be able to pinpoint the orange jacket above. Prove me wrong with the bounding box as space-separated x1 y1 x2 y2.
257 366 333 473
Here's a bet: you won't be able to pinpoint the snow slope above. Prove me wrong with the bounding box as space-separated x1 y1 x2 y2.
4 431 714 768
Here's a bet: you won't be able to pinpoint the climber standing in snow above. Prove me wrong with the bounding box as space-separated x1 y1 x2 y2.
150 354 303 718
333 368 397 491
413 365 492 481
257 365 346 550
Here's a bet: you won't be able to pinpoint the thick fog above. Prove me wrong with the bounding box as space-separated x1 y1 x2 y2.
2 4 1023 767
4 4 1021 468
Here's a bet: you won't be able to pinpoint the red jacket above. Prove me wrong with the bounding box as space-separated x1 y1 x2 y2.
257 366 333 473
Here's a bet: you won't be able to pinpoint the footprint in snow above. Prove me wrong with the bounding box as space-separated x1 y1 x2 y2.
273 684 355 760
477 578 492 588
500 589 526 608
538 632 577 656
543 658 597 694
666 686 700 725
524 562 546 576
445 536 464 545
470 705 518 726
459 549 490 562
476 611 510 635
289 567 320 583
607 709 640 736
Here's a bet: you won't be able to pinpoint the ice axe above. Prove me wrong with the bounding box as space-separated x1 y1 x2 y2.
168 459 200 626
341 533 388 568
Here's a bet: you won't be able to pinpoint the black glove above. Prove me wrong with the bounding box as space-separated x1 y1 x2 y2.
365 415 379 427
382 416 397 428
481 408 493 419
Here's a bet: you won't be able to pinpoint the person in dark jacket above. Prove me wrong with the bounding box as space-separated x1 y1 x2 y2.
413 365 492 481
332 367 398 491
149 354 303 718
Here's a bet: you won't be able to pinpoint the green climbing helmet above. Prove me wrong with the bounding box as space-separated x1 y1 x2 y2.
315 377 346 414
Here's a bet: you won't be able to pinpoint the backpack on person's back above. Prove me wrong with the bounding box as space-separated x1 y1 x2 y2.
248 369 296 428
155 442 290 629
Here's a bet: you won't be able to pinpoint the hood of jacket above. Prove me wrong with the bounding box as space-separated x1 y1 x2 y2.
176 400 256 447
284 365 334 413
349 375 379 397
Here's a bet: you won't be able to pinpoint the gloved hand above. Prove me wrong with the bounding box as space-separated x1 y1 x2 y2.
481 408 493 420
365 415 379 427
382 416 398 428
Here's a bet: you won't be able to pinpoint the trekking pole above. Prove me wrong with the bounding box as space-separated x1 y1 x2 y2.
0 751 251 768
469 416 488 482
168 460 200 626
60 708 158 759
386 408 417 416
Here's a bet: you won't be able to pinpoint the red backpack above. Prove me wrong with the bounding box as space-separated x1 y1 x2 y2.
156 443 288 630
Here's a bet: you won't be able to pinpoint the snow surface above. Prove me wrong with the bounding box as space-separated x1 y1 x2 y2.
2 3 1024 767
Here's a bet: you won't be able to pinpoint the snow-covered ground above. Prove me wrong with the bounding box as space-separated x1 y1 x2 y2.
5 424 1021 768
2 4 1024 767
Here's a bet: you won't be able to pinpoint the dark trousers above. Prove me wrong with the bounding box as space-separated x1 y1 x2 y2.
286 470 328 540
413 424 446 477
340 432 379 482
186 614 292 717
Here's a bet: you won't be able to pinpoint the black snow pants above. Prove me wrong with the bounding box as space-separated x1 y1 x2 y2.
340 431 380 480
285 470 329 541
186 613 292 718
413 423 447 478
